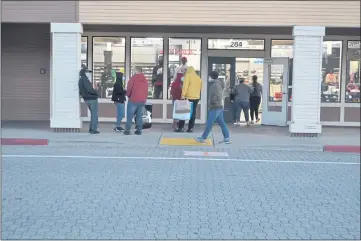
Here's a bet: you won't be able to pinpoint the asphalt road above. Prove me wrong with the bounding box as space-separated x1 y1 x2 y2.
2 144 360 240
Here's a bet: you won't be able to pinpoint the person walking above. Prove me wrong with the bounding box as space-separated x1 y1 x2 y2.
124 67 148 135
195 71 231 144
249 75 263 124
170 72 184 130
78 65 99 134
232 77 254 126
111 72 126 132
175 67 203 133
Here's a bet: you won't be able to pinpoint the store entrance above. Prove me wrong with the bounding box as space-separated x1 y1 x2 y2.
208 56 265 124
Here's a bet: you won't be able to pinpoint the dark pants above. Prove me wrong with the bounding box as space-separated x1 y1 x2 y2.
178 99 199 130
153 85 163 99
250 96 261 121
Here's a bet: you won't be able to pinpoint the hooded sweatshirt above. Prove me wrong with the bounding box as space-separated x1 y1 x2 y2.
126 73 148 103
78 69 98 101
181 67 202 100
170 73 184 100
111 72 126 103
232 82 254 102
208 78 225 110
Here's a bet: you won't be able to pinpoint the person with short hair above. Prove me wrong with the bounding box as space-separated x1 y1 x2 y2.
195 71 231 144
124 66 148 135
232 77 254 126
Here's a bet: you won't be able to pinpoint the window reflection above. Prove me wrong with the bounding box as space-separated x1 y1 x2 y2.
93 37 125 99
81 37 87 67
345 41 360 103
168 38 201 99
131 38 164 99
321 41 342 103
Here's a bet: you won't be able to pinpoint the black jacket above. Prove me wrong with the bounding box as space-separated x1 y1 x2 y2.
78 70 98 100
111 72 126 103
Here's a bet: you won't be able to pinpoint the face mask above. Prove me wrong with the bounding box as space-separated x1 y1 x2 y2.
181 77 184 82
208 77 213 82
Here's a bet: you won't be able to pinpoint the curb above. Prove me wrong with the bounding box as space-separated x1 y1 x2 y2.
1 138 49 146
323 145 360 153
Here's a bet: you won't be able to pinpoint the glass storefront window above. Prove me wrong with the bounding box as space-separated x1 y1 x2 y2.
167 38 201 99
271 40 294 101
321 41 342 103
208 39 264 50
92 37 125 99
131 38 164 99
81 37 87 67
345 41 360 103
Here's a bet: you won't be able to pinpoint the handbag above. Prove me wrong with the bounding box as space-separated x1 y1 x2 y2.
174 100 191 114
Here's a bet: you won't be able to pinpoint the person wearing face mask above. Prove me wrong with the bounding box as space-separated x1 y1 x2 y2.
232 77 254 126
170 72 184 130
172 57 188 82
195 71 231 144
78 64 99 134
111 72 127 132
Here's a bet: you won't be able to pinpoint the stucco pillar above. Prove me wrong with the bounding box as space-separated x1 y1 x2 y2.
289 26 325 136
50 23 83 131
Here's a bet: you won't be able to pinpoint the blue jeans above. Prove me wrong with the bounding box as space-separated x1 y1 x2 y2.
125 101 145 132
85 99 98 131
235 100 250 122
202 108 230 139
115 103 125 127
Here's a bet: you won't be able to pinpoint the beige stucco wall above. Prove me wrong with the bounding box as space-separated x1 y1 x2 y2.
79 1 360 27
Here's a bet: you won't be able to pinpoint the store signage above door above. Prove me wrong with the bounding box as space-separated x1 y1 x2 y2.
208 38 265 50
348 41 360 49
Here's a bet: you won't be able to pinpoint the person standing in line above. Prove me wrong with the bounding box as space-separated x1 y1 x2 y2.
175 67 203 133
152 57 171 99
111 72 126 132
170 72 184 130
232 77 254 126
195 71 231 144
78 65 99 134
124 67 148 135
249 75 263 124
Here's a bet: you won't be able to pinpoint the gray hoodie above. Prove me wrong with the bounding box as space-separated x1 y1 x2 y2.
232 82 254 102
208 78 224 110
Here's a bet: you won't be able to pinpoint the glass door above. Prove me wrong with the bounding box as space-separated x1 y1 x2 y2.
208 57 236 123
262 57 289 126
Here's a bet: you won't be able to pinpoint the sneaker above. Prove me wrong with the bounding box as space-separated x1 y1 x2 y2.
236 122 241 126
194 137 206 143
124 130 131 135
246 122 251 126
134 130 142 135
114 127 124 132
174 128 184 133
219 138 232 144
89 130 100 134
256 118 261 123
186 129 193 133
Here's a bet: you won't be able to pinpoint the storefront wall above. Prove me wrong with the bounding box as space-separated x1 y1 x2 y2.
81 27 360 126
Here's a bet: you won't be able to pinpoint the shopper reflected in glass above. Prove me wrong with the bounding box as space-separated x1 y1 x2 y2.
151 57 171 99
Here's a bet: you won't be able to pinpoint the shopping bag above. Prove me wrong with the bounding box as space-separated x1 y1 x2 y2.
174 100 191 114
173 101 193 120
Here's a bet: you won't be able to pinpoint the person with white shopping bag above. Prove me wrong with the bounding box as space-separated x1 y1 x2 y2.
195 71 231 144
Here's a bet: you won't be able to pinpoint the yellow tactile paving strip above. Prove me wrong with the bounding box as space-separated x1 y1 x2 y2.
160 137 213 146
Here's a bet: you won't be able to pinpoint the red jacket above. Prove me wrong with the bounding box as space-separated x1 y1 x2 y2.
126 73 148 103
170 73 183 100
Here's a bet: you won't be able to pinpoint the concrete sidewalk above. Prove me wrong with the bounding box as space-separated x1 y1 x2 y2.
1 121 360 152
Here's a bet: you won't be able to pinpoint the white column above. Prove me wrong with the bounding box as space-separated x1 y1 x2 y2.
50 23 83 130
290 26 325 134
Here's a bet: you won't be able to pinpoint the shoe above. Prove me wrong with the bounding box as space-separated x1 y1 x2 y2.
250 121 254 124
186 129 193 133
246 122 251 126
219 138 232 144
256 118 261 123
134 130 142 135
236 122 241 126
174 128 184 133
124 130 131 135
89 130 100 134
114 127 124 132
195 137 206 143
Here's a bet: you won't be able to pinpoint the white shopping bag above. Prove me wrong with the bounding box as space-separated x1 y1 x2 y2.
173 101 193 120
174 100 191 114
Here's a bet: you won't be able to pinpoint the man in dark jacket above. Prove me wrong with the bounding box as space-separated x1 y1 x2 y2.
152 57 171 99
195 71 231 144
78 65 99 134
111 72 126 132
